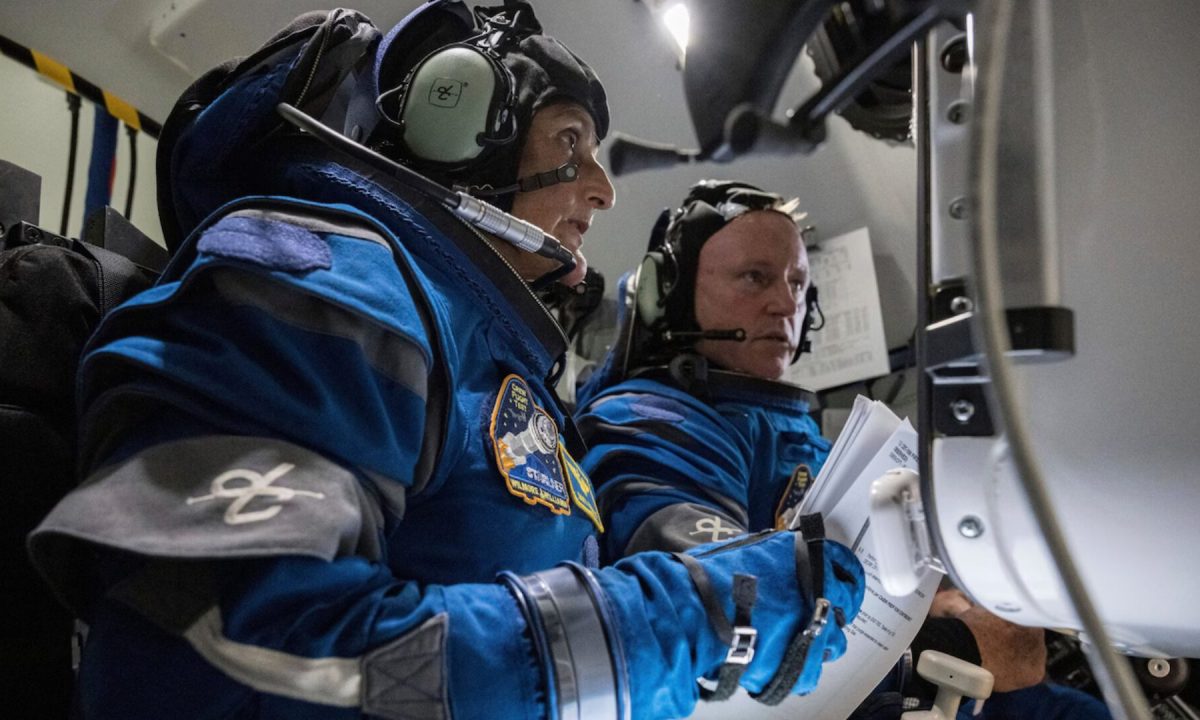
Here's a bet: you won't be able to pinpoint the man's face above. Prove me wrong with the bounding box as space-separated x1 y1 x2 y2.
500 102 614 287
692 210 809 380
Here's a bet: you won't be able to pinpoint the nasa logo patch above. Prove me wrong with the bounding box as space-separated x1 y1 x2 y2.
490 375 570 515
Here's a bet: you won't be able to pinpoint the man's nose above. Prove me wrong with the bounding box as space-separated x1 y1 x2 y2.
767 282 801 316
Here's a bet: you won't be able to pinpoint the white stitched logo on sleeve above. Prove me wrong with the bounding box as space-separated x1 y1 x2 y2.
689 516 740 542
187 463 325 525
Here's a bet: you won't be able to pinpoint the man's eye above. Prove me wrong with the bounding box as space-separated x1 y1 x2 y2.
741 270 766 285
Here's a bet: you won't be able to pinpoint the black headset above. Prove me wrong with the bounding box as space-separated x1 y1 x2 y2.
373 3 531 172
630 184 824 367
633 208 677 330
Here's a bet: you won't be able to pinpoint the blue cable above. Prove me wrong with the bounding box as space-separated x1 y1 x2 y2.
83 107 118 233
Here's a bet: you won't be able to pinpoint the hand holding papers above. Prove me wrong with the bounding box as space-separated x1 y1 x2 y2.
797 395 908 519
784 396 942 719
688 396 942 720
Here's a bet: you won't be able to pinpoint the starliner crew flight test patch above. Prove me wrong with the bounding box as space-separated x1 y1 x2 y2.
490 375 571 515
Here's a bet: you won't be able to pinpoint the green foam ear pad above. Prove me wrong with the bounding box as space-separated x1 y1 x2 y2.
401 46 499 163
636 252 666 326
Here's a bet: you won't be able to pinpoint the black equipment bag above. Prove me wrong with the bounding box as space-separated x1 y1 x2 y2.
0 222 155 716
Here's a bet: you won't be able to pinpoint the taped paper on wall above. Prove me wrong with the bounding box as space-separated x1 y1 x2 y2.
784 228 890 392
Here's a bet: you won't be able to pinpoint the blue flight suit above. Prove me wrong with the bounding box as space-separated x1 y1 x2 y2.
577 368 1111 720
961 684 1113 719
576 369 829 562
32 160 604 716
27 26 866 717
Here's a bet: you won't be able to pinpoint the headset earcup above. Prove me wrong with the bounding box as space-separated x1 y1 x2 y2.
636 252 667 326
399 45 503 164
794 284 819 361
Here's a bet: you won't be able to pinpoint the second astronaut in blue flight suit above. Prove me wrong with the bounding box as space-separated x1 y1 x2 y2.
28 3 865 719
576 179 1113 720
576 180 828 558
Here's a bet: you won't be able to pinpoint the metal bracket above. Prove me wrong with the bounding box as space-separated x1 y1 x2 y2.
931 382 995 437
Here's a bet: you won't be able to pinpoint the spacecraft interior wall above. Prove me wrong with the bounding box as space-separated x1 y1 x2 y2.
931 0 1200 658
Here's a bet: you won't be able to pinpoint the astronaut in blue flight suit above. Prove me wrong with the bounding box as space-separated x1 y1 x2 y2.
575 179 1113 720
28 3 867 719
575 180 829 560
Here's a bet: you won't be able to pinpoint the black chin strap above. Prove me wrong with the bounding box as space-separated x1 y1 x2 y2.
462 160 580 197
530 259 577 290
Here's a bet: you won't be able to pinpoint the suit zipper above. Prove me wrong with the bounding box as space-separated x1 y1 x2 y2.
453 214 569 348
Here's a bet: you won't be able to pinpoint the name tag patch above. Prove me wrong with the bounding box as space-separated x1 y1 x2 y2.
776 463 812 530
490 375 570 515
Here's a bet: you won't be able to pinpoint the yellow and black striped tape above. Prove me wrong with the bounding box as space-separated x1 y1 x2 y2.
0 33 162 138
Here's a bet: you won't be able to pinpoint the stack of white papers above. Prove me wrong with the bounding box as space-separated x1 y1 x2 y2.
689 396 941 720
798 395 904 519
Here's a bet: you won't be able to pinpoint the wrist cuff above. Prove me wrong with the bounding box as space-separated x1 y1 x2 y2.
500 563 629 720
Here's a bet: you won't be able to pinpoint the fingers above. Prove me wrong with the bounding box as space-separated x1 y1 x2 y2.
956 605 1048 692
930 588 973 618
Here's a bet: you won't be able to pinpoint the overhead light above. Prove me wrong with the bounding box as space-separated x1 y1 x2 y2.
661 3 690 58
638 0 690 65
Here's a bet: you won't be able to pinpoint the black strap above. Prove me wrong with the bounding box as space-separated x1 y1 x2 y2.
518 162 578 192
630 362 821 411
675 553 758 702
799 513 826 601
675 554 732 642
83 241 151 314
751 514 831 706
462 161 580 198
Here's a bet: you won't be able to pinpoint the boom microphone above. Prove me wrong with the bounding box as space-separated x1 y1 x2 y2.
466 160 580 196
663 328 746 342
276 103 574 270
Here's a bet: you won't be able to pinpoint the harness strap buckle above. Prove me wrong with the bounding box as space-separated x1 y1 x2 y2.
726 625 758 666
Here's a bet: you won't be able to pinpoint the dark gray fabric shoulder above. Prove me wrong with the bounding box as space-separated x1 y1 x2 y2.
576 415 697 450
597 478 748 531
362 613 450 720
255 200 449 499
30 435 386 612
249 201 448 499
624 502 748 556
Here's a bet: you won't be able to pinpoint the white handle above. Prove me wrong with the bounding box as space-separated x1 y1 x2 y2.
869 468 929 596
900 650 994 720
